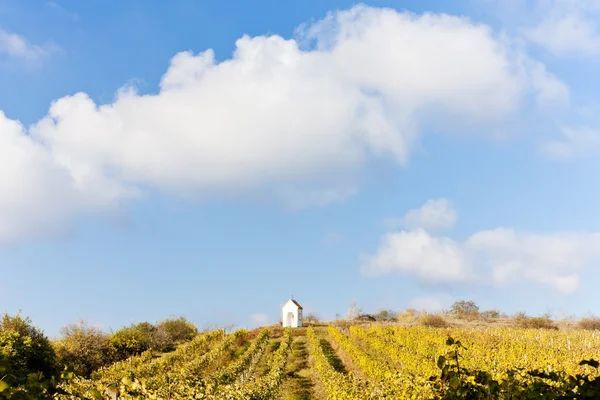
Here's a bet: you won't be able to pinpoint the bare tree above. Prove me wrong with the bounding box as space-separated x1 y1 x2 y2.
346 300 363 320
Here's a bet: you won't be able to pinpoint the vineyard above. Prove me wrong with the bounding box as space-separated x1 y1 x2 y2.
47 324 600 399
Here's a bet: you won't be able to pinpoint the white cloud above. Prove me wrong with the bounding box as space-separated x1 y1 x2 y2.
466 228 600 294
0 5 564 242
361 229 470 282
0 28 56 65
249 313 271 327
526 0 600 56
400 198 457 232
363 211 600 294
541 126 600 158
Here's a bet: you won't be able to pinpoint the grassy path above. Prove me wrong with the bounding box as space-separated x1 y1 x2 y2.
277 335 315 400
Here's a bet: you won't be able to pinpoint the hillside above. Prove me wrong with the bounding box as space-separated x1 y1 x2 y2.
52 322 600 399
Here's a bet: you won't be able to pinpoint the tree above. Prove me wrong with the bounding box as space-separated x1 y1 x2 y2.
346 301 363 320
304 313 320 323
450 300 480 320
54 320 110 377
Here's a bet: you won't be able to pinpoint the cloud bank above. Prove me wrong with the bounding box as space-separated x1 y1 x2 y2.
0 5 565 242
362 199 600 294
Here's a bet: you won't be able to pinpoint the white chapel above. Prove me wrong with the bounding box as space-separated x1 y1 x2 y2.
282 298 303 328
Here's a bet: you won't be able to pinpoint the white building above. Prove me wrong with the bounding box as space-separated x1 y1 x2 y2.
282 299 303 328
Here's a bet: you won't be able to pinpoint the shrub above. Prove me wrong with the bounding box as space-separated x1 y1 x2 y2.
375 309 397 322
0 313 57 386
155 316 198 346
0 313 58 399
397 308 420 323
420 314 449 328
355 314 376 322
54 320 111 377
480 309 501 320
108 323 154 359
579 317 600 330
515 315 558 330
450 300 480 320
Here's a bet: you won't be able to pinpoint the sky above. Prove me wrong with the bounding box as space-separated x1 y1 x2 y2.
2 0 600 337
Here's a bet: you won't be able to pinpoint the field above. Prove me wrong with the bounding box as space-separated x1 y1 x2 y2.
54 323 600 399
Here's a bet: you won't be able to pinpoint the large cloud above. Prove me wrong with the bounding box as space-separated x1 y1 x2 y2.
0 5 565 242
362 200 600 294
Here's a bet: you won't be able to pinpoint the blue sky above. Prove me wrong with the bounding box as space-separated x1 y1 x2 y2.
2 0 600 337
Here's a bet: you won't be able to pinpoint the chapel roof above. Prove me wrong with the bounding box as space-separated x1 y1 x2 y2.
287 299 303 309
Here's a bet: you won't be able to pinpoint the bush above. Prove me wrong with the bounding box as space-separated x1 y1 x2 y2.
579 317 600 330
515 314 558 330
355 314 376 322
480 309 501 320
54 321 111 377
0 313 58 398
0 313 57 385
108 323 154 360
397 308 420 323
450 300 480 320
420 314 449 328
155 317 198 347
375 309 397 322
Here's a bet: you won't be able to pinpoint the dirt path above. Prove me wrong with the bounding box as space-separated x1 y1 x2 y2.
277 336 315 400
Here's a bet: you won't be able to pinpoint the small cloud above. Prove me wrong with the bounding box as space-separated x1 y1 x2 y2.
249 313 272 328
541 126 600 159
386 198 457 232
0 27 59 68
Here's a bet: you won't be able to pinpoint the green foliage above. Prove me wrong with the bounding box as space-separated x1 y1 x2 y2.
0 313 58 399
430 336 600 399
55 318 199 378
108 323 154 360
